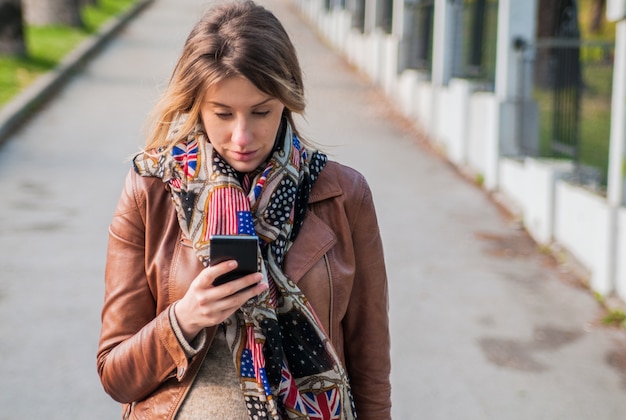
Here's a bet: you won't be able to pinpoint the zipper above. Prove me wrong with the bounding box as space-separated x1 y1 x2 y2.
179 238 193 248
323 253 334 342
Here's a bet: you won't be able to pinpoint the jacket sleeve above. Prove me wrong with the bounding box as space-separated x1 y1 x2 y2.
96 170 195 403
342 175 392 419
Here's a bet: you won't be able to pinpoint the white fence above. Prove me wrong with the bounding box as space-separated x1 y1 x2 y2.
294 0 626 300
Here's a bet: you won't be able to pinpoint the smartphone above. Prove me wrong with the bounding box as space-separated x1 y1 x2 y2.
209 235 259 286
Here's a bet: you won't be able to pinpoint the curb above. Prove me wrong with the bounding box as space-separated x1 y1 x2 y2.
0 0 155 146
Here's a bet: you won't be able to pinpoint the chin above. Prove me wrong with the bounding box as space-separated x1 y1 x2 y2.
231 161 260 173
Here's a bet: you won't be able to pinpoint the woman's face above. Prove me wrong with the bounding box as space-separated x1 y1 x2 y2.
200 76 285 173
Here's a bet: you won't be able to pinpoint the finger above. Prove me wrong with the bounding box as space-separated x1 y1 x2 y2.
219 281 268 314
196 260 238 288
218 272 264 297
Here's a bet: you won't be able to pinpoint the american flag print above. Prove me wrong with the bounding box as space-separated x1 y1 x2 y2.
240 348 256 378
171 137 199 180
301 388 342 420
237 211 255 235
241 348 272 395
133 119 356 420
204 186 249 238
247 325 266 382
169 178 182 190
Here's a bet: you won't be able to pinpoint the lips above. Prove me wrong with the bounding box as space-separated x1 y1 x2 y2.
231 150 256 161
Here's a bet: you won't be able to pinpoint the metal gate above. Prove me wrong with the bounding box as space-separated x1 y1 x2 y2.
533 0 582 161
535 38 582 159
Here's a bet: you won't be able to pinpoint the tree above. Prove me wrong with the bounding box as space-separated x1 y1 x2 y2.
589 0 606 34
22 0 84 28
0 0 26 56
535 0 582 88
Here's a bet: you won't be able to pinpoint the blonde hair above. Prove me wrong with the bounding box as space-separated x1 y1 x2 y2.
145 0 306 150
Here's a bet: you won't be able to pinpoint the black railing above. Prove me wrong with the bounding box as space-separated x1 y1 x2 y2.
404 0 434 72
538 38 582 160
452 0 498 90
528 38 614 187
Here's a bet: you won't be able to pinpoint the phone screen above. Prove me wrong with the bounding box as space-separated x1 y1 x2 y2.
209 235 259 286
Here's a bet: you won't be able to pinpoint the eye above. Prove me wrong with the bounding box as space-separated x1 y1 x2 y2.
215 112 232 119
252 110 270 117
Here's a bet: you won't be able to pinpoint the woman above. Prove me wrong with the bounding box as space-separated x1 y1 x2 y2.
97 1 391 418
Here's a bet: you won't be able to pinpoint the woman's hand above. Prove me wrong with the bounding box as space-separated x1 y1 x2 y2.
174 260 267 342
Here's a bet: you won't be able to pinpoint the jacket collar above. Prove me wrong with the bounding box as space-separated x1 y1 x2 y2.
308 161 343 203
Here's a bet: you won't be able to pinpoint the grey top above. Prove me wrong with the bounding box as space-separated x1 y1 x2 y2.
170 306 248 419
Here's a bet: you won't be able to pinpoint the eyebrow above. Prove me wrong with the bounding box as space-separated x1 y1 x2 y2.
207 98 275 108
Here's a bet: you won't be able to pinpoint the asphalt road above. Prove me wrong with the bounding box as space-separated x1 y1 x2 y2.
1 0 626 419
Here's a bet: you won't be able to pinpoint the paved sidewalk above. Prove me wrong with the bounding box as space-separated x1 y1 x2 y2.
1 0 626 418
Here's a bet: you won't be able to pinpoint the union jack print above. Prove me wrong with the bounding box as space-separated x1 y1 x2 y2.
279 363 305 414
134 121 354 420
301 388 342 420
172 138 199 180
252 164 274 199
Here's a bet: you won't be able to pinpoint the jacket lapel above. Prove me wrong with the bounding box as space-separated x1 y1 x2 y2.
284 163 342 283
284 210 336 283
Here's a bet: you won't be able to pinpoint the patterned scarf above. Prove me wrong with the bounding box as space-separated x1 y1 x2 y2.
134 116 356 419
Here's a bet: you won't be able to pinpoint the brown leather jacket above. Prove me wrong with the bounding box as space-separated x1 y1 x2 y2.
97 161 391 419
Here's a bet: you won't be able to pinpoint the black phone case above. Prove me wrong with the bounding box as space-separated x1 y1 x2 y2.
209 235 259 286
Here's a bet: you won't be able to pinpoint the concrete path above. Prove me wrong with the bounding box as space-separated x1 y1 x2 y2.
1 0 626 419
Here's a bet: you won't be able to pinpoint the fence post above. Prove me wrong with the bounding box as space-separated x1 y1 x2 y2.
482 0 538 192
607 9 626 207
431 0 456 87
428 0 459 145
364 0 377 33
607 1 626 297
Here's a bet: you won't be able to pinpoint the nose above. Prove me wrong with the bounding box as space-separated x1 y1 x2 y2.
231 116 253 148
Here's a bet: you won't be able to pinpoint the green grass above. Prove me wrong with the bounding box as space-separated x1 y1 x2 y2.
83 0 137 32
578 0 616 41
535 89 611 185
534 45 613 186
0 0 136 107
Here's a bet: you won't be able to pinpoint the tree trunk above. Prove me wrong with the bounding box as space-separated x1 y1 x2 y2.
535 0 582 89
23 0 84 28
589 0 606 34
0 0 26 56
536 0 560 38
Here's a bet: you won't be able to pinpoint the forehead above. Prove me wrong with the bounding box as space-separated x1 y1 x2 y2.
204 76 272 107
